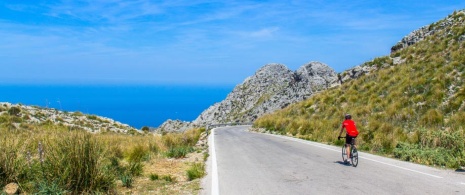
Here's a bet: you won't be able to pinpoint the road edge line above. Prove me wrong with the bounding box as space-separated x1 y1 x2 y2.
211 128 219 195
261 132 443 179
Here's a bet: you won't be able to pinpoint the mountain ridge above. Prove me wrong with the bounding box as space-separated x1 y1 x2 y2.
155 9 465 133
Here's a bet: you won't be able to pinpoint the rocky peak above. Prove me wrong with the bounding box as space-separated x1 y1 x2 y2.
296 61 339 88
192 61 338 125
256 63 290 74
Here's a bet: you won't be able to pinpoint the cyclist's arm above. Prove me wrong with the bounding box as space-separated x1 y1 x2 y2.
338 125 345 137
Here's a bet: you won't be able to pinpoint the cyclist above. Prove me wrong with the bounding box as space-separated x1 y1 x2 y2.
338 114 359 163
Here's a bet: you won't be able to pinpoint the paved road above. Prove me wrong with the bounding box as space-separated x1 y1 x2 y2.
201 126 465 195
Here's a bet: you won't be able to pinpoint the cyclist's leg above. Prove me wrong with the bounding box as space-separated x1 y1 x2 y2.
352 137 357 152
345 136 351 160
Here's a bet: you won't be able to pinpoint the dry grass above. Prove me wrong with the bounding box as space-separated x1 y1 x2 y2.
117 151 205 194
0 117 207 194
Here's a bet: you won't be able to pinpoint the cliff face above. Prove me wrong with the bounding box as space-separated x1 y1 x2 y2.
193 62 338 125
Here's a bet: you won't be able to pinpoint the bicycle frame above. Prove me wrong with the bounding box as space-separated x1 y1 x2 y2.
339 137 358 167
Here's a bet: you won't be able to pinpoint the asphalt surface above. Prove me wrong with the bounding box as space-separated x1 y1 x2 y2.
201 126 465 195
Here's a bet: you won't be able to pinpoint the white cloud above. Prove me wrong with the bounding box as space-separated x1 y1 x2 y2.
248 27 280 38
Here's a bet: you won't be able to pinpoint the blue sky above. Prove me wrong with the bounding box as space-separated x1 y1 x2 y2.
1 0 465 85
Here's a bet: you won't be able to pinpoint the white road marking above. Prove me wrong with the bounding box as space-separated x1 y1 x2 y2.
211 128 220 195
262 132 443 179
361 157 443 179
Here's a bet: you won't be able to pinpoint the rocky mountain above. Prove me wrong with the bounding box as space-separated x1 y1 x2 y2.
157 9 465 131
0 102 138 134
192 61 339 125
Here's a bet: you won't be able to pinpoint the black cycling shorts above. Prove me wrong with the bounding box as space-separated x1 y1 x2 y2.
346 135 357 145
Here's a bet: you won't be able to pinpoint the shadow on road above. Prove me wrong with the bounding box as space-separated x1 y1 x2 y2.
335 161 352 166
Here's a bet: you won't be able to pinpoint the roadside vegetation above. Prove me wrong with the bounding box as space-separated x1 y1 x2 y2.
0 111 207 194
254 11 465 169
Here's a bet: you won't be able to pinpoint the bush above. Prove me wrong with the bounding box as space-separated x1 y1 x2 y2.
149 173 159 181
127 162 143 176
8 107 21 116
37 181 68 195
86 115 98 120
161 175 175 183
186 163 205 181
166 146 194 159
120 174 133 188
43 132 115 193
142 126 150 133
72 112 84 116
127 145 149 163
0 137 25 187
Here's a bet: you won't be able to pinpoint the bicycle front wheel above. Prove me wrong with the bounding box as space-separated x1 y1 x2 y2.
350 146 358 167
342 145 348 162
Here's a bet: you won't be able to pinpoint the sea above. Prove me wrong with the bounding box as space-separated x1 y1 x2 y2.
0 84 233 129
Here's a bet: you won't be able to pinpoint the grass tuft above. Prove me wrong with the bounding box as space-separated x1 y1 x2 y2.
186 163 205 181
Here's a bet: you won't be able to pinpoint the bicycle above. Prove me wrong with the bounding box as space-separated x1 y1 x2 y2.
338 136 358 167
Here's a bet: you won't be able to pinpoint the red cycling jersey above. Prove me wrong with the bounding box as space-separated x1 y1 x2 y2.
342 119 358 137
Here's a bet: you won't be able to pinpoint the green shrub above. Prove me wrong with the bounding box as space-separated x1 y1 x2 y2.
72 111 84 116
149 173 159 181
8 106 21 116
37 181 68 195
120 174 133 188
86 115 98 120
10 116 23 123
203 152 209 161
0 137 25 187
142 126 150 133
127 145 149 163
161 175 175 183
149 142 159 154
420 109 444 126
127 162 143 176
43 132 115 193
166 146 194 158
186 163 205 181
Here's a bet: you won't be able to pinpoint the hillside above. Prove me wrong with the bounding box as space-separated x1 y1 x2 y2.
0 102 138 134
254 10 465 168
1 102 207 194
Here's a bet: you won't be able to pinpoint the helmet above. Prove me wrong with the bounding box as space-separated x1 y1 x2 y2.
345 114 352 120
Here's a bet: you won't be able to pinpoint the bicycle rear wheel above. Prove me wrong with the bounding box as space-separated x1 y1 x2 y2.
342 145 348 163
350 146 358 167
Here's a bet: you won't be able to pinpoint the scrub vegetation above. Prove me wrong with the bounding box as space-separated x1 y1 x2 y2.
0 113 206 194
255 11 465 169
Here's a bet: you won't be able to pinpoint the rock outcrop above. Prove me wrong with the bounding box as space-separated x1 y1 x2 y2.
193 62 338 125
391 9 465 53
341 9 465 84
154 119 195 133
